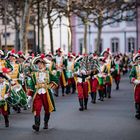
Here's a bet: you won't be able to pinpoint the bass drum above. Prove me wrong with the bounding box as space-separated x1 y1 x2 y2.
6 84 27 107
14 84 27 107
6 89 20 106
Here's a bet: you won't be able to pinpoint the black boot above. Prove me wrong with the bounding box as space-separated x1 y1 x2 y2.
43 113 50 129
107 85 111 98
79 98 84 111
93 92 97 103
72 83 76 94
66 85 70 94
32 116 40 132
135 103 140 119
62 86 65 96
17 106 21 113
54 88 59 97
90 92 94 103
4 115 9 127
84 98 88 110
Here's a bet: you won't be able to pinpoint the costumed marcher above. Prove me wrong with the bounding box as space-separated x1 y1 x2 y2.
112 54 121 90
101 48 113 98
89 53 100 104
5 49 25 113
0 72 10 127
74 55 90 111
54 48 67 96
129 50 140 119
32 54 58 132
65 53 76 94
97 57 106 101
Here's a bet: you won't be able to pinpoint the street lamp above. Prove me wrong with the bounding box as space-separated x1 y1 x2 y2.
88 24 91 53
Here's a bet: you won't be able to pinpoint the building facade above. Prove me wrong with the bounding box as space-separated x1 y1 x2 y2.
72 15 137 55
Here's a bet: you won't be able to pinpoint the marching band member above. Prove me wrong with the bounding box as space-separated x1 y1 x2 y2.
32 54 58 132
0 72 10 127
129 50 140 119
112 55 121 90
101 48 113 98
89 54 100 104
65 53 76 94
5 49 22 113
74 55 90 111
54 48 67 96
98 57 106 101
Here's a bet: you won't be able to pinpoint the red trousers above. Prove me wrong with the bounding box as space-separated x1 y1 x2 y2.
77 82 88 99
0 106 8 116
90 78 99 93
33 94 49 116
67 77 75 85
134 85 140 103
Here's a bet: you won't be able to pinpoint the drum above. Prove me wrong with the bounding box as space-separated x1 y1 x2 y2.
0 99 6 108
6 90 20 106
14 84 27 107
6 84 27 107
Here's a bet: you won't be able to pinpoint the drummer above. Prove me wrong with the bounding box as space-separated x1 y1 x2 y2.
5 49 22 113
0 73 10 127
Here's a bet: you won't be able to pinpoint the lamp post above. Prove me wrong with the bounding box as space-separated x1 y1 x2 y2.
4 0 7 51
59 15 62 49
88 24 91 53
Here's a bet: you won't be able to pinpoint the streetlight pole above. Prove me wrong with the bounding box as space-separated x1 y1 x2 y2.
88 24 91 53
4 0 7 51
37 1 40 54
59 16 62 49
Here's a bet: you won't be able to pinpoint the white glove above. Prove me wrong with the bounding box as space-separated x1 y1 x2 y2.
110 68 115 72
27 96 32 108
133 80 140 85
4 94 9 99
98 73 102 78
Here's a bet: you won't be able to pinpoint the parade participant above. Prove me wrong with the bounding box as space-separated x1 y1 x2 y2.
112 55 121 90
0 50 12 72
54 48 67 96
65 53 76 94
0 72 10 127
101 48 113 98
129 50 140 119
97 57 106 101
32 54 58 131
5 49 22 113
89 53 100 104
74 55 90 111
17 51 26 92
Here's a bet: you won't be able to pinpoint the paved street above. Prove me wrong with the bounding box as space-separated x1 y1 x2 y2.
0 75 140 140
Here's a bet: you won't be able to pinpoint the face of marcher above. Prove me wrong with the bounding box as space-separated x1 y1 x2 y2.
9 56 16 62
68 57 72 61
0 77 4 83
37 61 45 70
104 52 109 59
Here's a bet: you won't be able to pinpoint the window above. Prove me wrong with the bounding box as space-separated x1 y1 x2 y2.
111 38 119 53
3 32 10 38
128 37 135 53
95 39 103 54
